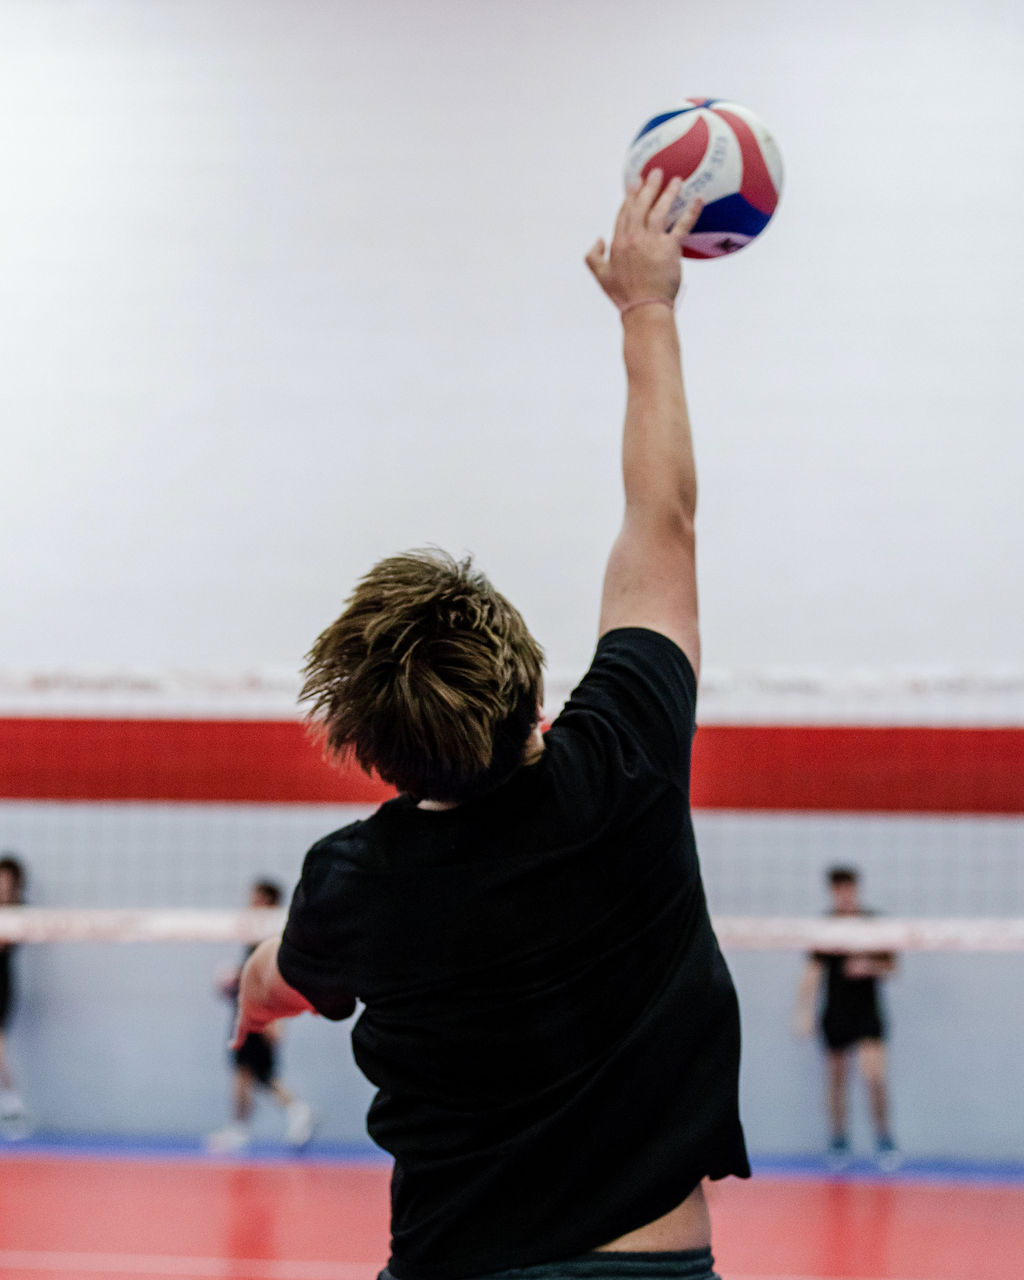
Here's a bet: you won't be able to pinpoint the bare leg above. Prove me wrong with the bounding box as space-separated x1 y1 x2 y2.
206 1065 256 1151
0 1030 29 1136
858 1039 890 1136
267 1078 295 1109
233 1067 256 1124
826 1048 849 1140
266 1076 315 1148
0 1032 14 1092
860 1039 900 1167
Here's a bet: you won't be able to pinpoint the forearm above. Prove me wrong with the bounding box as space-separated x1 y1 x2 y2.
590 173 703 661
621 307 696 523
795 961 822 1017
235 937 312 1037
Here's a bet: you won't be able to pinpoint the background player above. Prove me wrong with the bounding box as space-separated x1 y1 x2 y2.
206 879 315 1154
227 173 749 1280
795 865 900 1170
0 853 29 1139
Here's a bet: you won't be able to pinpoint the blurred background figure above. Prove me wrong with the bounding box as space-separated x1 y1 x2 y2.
795 865 900 1171
0 853 30 1139
206 880 315 1154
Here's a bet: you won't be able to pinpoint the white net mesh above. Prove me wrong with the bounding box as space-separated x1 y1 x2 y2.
2 907 1024 950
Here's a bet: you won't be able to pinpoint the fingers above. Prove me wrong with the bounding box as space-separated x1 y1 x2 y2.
229 1009 250 1050
671 195 704 243
650 175 683 229
584 238 607 279
613 184 638 240
628 168 663 229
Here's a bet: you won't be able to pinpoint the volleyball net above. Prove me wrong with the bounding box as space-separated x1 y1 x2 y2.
2 666 1022 1160
2 908 1024 951
1 664 1023 942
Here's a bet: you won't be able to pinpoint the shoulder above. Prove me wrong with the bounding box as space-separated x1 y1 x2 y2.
567 627 696 712
557 627 697 732
544 627 698 790
289 818 379 915
300 816 371 872
598 625 697 678
281 821 375 981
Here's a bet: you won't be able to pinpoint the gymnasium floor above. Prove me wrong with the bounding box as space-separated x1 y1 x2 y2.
1 1146 1022 1280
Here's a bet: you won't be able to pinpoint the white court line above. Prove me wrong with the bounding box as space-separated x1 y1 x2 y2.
0 1253 378 1279
0 1261 931 1280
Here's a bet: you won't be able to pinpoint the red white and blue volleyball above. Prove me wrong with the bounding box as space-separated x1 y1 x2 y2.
625 98 783 258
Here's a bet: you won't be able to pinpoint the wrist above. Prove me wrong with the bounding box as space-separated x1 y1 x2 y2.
618 296 675 319
622 305 681 364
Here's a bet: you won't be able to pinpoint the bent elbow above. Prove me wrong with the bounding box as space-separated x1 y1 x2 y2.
624 503 696 547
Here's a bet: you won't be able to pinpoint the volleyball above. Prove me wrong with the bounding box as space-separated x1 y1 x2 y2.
624 98 783 259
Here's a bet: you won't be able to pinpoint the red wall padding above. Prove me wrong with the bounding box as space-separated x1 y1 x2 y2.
689 725 1024 814
1 717 1021 812
0 717 392 805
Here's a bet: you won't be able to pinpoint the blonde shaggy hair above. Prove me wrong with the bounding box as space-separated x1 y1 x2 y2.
300 550 544 802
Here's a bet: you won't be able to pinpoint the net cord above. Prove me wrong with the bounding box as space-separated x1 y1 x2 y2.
1 908 1024 950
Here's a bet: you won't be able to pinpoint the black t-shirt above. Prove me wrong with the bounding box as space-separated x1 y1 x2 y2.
278 627 749 1280
812 911 891 1027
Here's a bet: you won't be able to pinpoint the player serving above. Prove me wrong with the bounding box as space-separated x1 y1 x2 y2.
233 170 749 1280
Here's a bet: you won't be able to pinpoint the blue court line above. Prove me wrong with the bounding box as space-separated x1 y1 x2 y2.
751 1152 1024 1185
3 1134 1022 1184
0 1130 390 1164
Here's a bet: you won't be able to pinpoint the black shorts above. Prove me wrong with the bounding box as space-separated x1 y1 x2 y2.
233 1032 276 1085
821 1009 885 1052
379 1250 720 1280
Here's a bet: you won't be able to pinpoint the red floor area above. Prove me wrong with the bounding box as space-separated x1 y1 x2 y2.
707 1175 1024 1279
0 1153 1022 1280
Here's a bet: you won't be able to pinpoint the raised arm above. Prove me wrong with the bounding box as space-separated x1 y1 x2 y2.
586 171 703 676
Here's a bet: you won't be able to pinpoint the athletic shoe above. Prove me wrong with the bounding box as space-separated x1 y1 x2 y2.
205 1123 250 1154
0 1112 32 1141
0 1093 31 1141
826 1136 852 1171
285 1100 316 1149
876 1136 902 1172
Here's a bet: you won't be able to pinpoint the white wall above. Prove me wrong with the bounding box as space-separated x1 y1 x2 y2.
2 0 1022 684
2 0 1023 1166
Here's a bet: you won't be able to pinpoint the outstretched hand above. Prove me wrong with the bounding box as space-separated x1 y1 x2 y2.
585 169 703 310
230 971 277 1049
228 936 314 1049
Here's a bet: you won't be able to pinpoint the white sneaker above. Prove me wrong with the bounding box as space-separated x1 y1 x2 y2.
876 1137 902 1172
0 1093 30 1141
285 1100 315 1149
205 1124 250 1154
1 1112 32 1141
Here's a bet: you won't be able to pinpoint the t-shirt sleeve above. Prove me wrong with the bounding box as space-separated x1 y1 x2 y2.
545 628 698 812
277 836 359 1022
